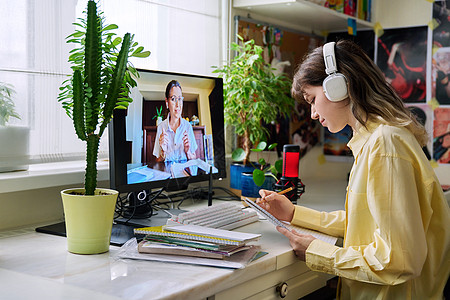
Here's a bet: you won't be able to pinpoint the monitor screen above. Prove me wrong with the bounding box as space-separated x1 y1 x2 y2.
109 69 226 194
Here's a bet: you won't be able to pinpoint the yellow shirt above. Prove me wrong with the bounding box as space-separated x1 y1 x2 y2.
292 122 450 299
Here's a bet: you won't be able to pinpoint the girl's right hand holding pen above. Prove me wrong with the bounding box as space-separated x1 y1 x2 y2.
257 189 295 223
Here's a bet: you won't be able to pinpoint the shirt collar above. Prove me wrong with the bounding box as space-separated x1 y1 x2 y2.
347 120 381 158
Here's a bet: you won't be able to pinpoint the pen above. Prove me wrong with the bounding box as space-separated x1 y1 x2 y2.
277 186 294 195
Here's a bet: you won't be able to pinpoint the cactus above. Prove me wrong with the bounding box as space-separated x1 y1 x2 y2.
58 0 149 195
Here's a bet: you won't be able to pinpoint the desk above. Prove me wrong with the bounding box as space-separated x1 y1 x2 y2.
0 179 347 300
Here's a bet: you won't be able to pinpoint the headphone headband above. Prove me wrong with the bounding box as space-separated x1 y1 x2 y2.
323 42 338 75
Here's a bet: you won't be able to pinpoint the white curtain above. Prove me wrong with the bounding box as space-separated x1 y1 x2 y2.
0 0 223 167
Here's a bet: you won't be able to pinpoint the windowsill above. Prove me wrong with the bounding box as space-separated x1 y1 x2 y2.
0 160 110 194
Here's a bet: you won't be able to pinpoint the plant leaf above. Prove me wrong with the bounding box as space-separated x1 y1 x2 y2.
253 169 265 186
232 148 246 161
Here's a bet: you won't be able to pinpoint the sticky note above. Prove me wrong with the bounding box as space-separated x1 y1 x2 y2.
347 18 357 36
432 44 440 56
373 22 384 37
430 159 438 168
318 154 326 165
425 0 435 3
428 98 440 110
428 18 440 30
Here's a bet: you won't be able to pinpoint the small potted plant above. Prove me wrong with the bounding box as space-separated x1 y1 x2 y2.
57 0 150 254
233 141 283 199
0 82 30 172
152 105 163 126
212 36 294 193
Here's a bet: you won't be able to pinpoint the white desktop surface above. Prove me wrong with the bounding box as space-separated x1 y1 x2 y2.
0 178 347 300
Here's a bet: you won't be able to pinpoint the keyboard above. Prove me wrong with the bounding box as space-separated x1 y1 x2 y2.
166 202 259 230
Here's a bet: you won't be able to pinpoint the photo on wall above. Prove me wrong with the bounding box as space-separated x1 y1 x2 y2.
432 1 450 105
376 26 428 103
323 125 353 162
432 47 450 104
433 107 450 164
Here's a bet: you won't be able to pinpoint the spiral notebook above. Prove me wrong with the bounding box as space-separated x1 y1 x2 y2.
134 225 261 246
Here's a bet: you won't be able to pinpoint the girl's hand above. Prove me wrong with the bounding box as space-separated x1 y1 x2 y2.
277 227 316 261
159 128 168 152
182 130 190 153
256 189 295 222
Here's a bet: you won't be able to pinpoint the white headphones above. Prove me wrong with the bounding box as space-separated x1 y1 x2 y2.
322 42 348 102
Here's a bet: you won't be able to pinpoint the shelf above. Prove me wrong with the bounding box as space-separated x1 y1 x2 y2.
233 0 374 34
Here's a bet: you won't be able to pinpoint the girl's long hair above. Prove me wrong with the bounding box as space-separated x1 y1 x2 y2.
291 40 428 146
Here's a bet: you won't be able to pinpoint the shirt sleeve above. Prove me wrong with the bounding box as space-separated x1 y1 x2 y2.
152 124 162 158
305 149 428 285
291 206 346 238
187 124 198 154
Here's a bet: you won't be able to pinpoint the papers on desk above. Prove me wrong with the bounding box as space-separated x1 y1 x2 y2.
116 238 261 269
116 224 263 269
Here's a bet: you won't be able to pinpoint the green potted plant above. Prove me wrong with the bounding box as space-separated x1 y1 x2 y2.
0 82 30 172
233 141 283 199
232 141 282 186
57 0 150 254
152 105 163 126
212 35 294 193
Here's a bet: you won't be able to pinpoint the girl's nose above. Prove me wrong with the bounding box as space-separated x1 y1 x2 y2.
311 106 319 120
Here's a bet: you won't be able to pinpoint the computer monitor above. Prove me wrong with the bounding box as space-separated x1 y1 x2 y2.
109 68 226 203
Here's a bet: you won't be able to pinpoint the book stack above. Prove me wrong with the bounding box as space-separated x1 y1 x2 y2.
134 224 261 261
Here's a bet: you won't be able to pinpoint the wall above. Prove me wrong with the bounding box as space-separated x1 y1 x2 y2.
374 0 432 28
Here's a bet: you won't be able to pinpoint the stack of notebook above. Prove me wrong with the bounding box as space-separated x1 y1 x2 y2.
134 224 261 260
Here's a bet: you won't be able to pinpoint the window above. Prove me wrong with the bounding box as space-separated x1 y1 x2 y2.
0 0 225 169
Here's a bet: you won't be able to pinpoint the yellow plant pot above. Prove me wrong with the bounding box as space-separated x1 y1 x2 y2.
61 188 118 254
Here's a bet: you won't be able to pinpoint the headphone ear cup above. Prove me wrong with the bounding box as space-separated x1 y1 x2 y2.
323 73 348 102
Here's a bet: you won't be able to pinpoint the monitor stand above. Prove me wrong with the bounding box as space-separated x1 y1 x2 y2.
114 208 186 228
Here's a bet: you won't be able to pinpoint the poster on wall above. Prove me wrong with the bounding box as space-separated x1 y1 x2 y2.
376 26 428 103
433 107 450 164
323 125 353 162
432 1 450 105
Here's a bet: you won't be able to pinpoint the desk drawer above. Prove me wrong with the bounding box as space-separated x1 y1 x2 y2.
211 261 332 300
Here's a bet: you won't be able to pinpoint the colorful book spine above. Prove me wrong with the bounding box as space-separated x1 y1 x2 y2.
357 0 368 21
344 0 356 17
336 0 344 13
